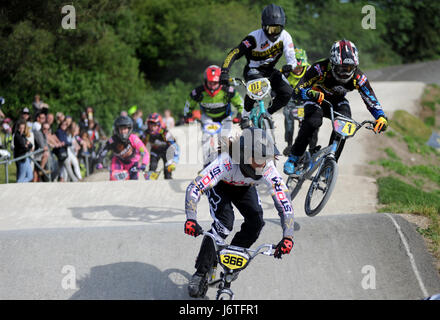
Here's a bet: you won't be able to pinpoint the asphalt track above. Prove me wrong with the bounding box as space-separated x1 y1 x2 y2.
1 60 440 300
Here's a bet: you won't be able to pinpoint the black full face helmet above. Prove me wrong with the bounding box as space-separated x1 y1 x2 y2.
113 115 133 143
261 4 286 42
238 127 279 180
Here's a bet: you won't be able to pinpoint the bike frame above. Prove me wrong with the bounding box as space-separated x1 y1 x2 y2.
290 100 375 182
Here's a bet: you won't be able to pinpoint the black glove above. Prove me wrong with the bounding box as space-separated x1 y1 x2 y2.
239 116 250 129
274 237 293 259
129 165 138 175
184 219 203 237
220 69 229 85
281 64 293 77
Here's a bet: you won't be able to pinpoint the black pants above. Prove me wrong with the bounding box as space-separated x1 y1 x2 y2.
150 150 172 179
195 181 265 274
291 96 351 161
243 67 292 115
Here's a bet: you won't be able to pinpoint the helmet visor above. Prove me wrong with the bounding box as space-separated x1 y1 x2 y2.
264 25 283 36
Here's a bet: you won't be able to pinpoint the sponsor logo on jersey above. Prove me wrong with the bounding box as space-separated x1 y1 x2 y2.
260 40 269 50
243 40 252 48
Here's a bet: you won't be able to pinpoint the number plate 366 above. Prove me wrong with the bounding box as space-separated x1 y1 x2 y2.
219 250 249 270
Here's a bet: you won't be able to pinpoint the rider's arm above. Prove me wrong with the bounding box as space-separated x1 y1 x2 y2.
229 88 244 113
184 87 203 117
262 162 295 239
354 70 386 119
185 153 231 220
129 134 150 166
221 35 256 72
281 31 297 69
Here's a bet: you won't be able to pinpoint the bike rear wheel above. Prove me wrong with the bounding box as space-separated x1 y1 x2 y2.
305 158 338 217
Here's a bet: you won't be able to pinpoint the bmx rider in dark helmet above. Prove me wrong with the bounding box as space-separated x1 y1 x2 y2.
184 127 295 298
284 39 389 175
219 4 297 127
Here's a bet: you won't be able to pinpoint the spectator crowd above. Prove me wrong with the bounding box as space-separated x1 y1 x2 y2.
0 95 178 183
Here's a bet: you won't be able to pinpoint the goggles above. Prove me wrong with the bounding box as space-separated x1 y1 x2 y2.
333 64 357 78
264 25 283 35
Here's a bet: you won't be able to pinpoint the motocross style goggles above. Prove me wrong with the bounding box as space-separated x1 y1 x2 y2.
264 25 283 36
333 64 357 78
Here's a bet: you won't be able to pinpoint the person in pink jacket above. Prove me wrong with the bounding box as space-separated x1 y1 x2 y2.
97 116 150 180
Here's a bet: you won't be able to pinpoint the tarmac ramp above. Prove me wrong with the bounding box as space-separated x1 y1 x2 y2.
1 79 440 300
0 213 439 300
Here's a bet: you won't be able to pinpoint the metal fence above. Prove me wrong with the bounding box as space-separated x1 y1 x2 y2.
0 148 92 183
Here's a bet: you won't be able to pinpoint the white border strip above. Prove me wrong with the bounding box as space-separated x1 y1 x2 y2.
384 212 429 297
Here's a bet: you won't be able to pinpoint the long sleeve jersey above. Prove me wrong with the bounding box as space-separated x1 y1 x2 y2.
184 85 243 120
100 134 149 165
222 29 297 77
185 152 295 238
293 58 386 120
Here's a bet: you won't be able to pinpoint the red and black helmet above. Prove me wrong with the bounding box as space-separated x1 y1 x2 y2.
329 39 359 83
203 65 222 97
147 112 164 134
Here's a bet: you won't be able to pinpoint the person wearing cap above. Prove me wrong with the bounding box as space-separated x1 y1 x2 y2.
184 127 294 298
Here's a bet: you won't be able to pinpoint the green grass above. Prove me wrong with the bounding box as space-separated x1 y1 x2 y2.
377 176 440 252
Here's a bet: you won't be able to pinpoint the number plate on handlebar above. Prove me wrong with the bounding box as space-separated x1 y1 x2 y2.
202 122 222 135
219 249 250 270
246 78 271 100
334 119 356 137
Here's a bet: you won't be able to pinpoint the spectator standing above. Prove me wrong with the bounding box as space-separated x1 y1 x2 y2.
79 111 88 132
132 110 144 135
13 120 33 183
55 112 65 128
163 109 175 129
33 124 51 181
32 94 49 115
54 120 70 182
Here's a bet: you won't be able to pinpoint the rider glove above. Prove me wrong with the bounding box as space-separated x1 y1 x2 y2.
274 237 294 259
239 116 251 129
219 69 229 85
306 89 324 104
374 116 388 134
281 64 293 77
184 219 203 237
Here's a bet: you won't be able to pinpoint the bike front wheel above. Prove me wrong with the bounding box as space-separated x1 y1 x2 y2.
286 175 305 201
305 158 338 217
260 118 276 143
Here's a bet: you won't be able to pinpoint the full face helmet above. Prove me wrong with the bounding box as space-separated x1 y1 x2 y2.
203 65 222 97
261 4 286 42
113 115 133 143
147 112 163 134
329 39 359 83
237 127 279 180
295 48 310 68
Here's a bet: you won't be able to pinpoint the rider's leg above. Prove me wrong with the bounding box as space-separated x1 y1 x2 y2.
109 157 123 181
230 185 265 248
283 104 295 155
284 102 323 174
267 70 293 115
194 182 234 274
149 151 159 172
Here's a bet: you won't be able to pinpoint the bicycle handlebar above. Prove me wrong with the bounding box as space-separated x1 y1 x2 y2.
202 231 276 258
321 99 376 134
